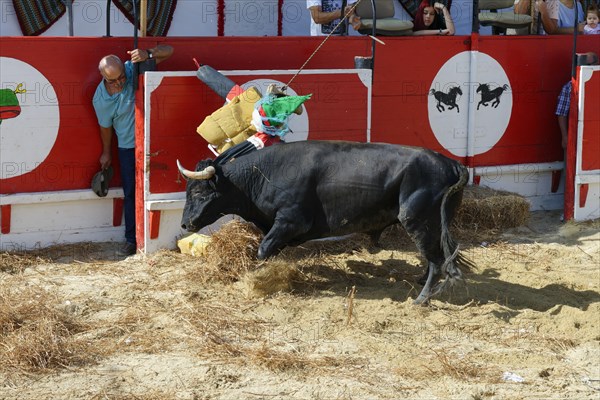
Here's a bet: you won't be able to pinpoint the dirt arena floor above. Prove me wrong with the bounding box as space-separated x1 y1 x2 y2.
1 210 599 399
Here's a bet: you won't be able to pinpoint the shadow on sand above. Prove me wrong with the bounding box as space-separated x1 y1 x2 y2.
292 256 600 317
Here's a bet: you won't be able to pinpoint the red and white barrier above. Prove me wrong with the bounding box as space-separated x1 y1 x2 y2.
2 36 598 252
565 66 600 221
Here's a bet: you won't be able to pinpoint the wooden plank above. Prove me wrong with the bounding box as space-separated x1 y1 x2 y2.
140 0 147 37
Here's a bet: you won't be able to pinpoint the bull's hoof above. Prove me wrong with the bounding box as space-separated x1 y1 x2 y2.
413 288 432 305
412 296 430 306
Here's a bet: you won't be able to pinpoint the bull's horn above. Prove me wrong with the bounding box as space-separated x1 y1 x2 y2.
176 160 216 180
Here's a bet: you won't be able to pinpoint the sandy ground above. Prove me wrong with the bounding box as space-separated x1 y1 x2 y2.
1 210 599 400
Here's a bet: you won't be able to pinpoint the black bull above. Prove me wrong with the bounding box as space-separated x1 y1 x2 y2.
178 141 473 304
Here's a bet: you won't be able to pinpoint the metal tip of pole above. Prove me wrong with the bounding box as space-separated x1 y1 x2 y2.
368 35 386 45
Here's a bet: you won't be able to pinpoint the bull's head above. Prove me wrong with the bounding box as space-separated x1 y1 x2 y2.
177 159 226 232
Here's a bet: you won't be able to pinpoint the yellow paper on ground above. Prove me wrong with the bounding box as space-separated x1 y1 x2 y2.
177 233 212 257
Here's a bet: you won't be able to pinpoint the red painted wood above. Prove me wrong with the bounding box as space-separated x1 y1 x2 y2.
149 210 161 239
579 184 589 208
113 198 124 226
226 85 245 102
372 34 577 165
370 37 469 156
551 170 561 193
581 70 600 171
1 205 11 234
564 77 579 221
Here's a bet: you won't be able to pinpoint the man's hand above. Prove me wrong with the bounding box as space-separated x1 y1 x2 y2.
127 49 150 63
344 5 361 30
100 152 112 170
536 0 547 15
127 45 173 64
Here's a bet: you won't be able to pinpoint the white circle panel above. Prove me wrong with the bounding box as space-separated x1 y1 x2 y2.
1 57 60 179
428 51 512 157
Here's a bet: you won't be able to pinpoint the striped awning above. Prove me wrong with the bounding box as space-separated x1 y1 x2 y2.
12 0 177 36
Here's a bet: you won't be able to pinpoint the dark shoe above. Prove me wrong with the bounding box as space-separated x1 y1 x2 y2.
116 242 136 257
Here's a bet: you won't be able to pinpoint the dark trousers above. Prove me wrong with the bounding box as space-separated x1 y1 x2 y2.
118 147 136 245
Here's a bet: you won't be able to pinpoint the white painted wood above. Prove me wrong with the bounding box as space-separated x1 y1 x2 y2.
146 200 186 211
1 189 124 205
574 183 600 221
1 227 124 252
0 199 125 251
573 66 600 221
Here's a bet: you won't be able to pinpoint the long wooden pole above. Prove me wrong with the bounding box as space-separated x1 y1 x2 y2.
140 0 147 37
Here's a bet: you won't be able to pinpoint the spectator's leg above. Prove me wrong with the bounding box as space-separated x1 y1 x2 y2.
118 147 136 246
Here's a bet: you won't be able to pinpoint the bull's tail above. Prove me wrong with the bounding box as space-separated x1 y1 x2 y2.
438 165 474 284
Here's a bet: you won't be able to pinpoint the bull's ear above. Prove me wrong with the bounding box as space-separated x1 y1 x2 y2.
208 168 220 190
195 158 215 171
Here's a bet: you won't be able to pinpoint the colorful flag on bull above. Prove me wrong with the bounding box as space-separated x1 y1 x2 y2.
251 93 312 137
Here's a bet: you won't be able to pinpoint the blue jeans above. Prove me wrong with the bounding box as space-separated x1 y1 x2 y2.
118 147 136 245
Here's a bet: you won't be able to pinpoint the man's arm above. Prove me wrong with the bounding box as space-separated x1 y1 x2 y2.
555 82 571 150
99 126 113 169
537 0 561 34
308 5 342 25
557 115 569 149
442 6 455 35
554 23 585 34
534 0 558 33
413 29 452 35
515 0 560 34
127 44 174 65
513 0 530 15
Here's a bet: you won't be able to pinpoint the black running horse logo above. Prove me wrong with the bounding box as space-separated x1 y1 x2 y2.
477 83 509 110
429 86 462 113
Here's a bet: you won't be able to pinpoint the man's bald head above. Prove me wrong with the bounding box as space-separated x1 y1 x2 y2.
577 52 599 66
585 52 599 66
99 55 124 79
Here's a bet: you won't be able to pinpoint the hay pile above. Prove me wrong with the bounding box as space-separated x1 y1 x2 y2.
455 185 530 231
196 220 263 282
0 252 49 274
187 221 311 295
0 283 97 374
243 260 302 297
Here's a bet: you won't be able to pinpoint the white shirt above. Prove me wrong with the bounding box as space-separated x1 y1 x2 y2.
583 24 600 34
307 0 357 36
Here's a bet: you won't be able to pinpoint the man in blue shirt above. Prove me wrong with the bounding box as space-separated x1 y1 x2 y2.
93 44 173 256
